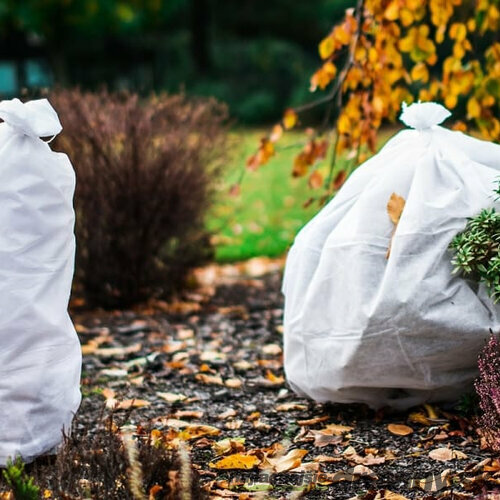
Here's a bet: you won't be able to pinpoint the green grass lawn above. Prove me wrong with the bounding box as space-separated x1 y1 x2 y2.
208 127 398 262
208 128 337 262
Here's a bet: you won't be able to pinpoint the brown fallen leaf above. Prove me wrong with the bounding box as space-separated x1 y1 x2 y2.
275 403 308 412
386 192 406 258
156 392 187 403
428 447 468 461
261 344 282 355
310 431 344 448
225 378 243 389
225 420 243 430
212 438 246 456
172 410 203 419
313 454 343 463
353 464 378 480
343 446 386 466
373 491 410 500
262 448 309 473
297 415 330 426
408 468 452 491
115 399 150 410
195 374 224 386
324 423 354 435
209 453 260 470
218 409 237 420
387 423 413 436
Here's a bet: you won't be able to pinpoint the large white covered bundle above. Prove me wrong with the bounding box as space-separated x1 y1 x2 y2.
283 102 500 410
0 98 81 465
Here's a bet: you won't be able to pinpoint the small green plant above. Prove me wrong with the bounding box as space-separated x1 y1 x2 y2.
2 457 40 500
450 202 500 302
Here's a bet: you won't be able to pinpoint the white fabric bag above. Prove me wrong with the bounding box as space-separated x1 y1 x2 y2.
283 101 500 410
0 98 81 464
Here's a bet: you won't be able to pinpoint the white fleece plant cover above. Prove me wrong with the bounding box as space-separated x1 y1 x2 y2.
283 101 500 410
0 98 81 465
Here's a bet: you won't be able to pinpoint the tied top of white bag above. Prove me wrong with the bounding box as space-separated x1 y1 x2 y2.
400 101 451 130
0 98 62 139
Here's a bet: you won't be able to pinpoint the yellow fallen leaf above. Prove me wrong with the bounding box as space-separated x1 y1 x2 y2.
387 424 413 436
386 192 406 258
408 412 432 426
210 453 260 470
178 424 221 440
265 370 285 385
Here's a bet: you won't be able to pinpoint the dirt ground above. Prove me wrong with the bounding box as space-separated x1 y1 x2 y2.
3 261 499 499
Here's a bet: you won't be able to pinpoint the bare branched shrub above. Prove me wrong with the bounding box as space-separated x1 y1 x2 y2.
0 415 205 499
51 89 228 308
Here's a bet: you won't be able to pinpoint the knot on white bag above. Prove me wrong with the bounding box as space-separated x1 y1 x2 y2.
0 98 62 139
400 101 451 130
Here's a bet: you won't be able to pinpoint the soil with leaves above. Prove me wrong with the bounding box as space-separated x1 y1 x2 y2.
2 259 500 500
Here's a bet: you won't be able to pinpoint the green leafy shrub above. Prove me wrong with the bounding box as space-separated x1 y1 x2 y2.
450 206 500 302
2 458 39 500
51 89 227 308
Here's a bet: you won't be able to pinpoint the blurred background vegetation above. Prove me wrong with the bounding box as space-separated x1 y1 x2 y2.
0 1 359 279
0 0 354 123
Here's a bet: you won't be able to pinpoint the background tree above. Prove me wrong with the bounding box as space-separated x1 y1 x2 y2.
248 0 500 201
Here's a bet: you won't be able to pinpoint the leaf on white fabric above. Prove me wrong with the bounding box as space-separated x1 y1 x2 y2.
386 192 406 258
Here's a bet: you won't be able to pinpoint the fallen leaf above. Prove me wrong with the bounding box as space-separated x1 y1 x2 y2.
210 453 260 470
313 454 343 463
428 447 468 461
261 344 282 355
225 420 243 430
387 192 406 225
195 374 224 385
218 409 237 420
265 370 285 385
212 438 246 456
408 468 452 491
387 424 413 436
115 399 150 410
178 424 221 440
353 464 378 479
275 403 308 412
225 378 243 389
324 423 354 435
297 415 330 426
408 412 432 426
172 410 203 419
386 192 406 258
157 392 187 403
263 448 308 473
311 431 343 448
373 491 410 500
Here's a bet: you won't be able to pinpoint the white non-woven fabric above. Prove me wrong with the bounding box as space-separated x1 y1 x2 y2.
0 98 81 465
283 101 500 410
